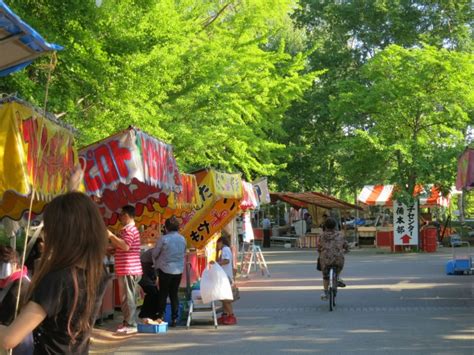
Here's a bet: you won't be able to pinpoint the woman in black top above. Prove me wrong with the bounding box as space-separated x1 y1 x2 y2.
0 192 109 354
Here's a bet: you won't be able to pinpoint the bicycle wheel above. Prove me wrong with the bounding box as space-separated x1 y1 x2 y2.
328 268 335 311
329 287 334 311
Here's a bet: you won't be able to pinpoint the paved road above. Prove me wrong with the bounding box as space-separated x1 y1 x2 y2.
91 247 473 354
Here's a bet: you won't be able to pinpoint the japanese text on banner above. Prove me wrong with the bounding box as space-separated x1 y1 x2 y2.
393 200 419 246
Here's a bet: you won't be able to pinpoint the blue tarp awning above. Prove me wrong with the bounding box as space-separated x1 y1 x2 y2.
0 1 62 77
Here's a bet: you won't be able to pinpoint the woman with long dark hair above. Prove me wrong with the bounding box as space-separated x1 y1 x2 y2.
0 192 109 354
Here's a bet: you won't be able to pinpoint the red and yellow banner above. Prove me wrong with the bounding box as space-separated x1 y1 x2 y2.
80 127 192 227
133 173 200 228
0 99 78 220
181 169 243 249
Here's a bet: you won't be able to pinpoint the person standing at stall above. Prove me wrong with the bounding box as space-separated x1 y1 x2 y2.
152 216 186 327
108 206 142 334
138 249 159 322
262 216 271 248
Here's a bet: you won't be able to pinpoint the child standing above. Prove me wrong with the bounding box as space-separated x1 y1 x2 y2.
215 236 237 325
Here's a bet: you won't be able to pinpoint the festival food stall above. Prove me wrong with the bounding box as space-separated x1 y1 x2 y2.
0 97 78 223
137 173 200 244
79 126 186 311
0 0 65 238
358 185 450 252
270 191 361 248
79 126 183 230
177 169 244 286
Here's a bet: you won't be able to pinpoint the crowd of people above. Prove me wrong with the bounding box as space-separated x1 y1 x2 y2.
0 191 238 354
0 189 350 354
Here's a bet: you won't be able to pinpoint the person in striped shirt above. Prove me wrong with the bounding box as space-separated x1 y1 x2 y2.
108 205 143 334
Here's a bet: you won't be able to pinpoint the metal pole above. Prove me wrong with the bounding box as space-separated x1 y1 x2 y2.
355 190 360 247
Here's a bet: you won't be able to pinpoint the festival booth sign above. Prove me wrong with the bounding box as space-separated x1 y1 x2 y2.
0 97 78 220
357 185 448 251
252 177 271 207
79 126 182 229
203 181 257 264
181 169 243 250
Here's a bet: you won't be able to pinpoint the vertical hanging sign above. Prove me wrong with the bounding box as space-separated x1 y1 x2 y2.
393 200 419 246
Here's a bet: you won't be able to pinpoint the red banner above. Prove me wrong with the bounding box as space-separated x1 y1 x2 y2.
79 127 181 225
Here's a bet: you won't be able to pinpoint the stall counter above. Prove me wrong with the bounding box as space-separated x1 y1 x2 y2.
357 226 376 246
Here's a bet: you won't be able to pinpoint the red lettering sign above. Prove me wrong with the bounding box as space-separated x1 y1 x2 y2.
82 139 133 194
21 116 75 193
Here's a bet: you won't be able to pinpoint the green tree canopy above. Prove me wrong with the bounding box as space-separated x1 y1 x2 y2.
1 0 316 179
333 45 473 200
278 0 473 197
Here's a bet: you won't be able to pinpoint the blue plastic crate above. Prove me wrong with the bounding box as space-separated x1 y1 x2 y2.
164 303 183 323
455 258 472 271
137 322 168 334
446 260 456 275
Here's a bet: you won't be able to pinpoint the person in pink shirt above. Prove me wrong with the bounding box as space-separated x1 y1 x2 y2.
108 205 142 334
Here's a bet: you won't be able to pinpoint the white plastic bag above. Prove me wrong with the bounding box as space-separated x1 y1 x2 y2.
200 263 233 303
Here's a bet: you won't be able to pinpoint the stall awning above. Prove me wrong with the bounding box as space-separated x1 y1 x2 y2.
132 173 200 227
0 1 62 76
0 97 78 220
271 192 360 210
358 185 449 208
79 126 182 226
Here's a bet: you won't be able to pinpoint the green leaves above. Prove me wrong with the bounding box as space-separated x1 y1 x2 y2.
278 0 473 199
333 45 473 198
1 0 316 180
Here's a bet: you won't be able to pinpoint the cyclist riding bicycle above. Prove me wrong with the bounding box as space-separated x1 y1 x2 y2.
317 217 349 301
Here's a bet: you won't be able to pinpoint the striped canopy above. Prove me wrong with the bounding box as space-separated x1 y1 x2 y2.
358 185 449 208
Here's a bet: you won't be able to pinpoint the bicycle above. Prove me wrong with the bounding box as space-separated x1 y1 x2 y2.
328 266 338 311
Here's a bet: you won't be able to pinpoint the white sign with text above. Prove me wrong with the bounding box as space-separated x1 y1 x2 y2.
393 200 419 246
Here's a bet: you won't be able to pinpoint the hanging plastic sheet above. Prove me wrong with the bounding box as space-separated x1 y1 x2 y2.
240 181 258 211
456 148 474 191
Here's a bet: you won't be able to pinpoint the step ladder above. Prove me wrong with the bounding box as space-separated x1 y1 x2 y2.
239 243 270 278
186 299 218 329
